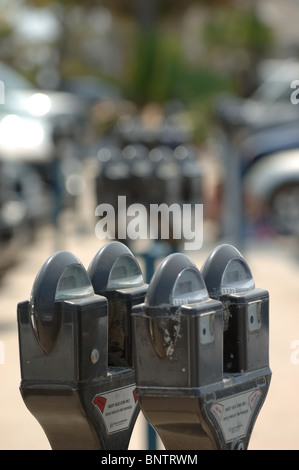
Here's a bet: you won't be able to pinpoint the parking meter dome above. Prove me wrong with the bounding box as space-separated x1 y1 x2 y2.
201 244 255 298
88 241 144 293
30 251 93 355
145 252 208 309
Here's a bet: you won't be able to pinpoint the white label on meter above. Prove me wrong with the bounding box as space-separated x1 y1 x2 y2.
93 384 138 434
210 388 262 442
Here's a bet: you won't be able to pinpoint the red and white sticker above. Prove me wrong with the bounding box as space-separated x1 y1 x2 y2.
210 388 262 442
93 384 138 435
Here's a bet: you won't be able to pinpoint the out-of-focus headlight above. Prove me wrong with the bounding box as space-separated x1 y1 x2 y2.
0 114 45 149
26 93 52 117
1 200 26 226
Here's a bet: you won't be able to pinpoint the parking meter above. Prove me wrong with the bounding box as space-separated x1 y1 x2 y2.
88 241 148 368
122 144 152 208
95 144 132 243
131 252 224 450
95 143 122 205
201 244 271 447
132 248 271 450
174 144 203 204
148 146 182 205
201 244 270 374
17 250 138 450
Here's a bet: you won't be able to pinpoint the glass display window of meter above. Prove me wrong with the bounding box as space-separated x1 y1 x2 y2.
170 267 209 306
144 251 201 308
88 241 148 368
132 252 223 389
201 244 269 374
29 251 95 355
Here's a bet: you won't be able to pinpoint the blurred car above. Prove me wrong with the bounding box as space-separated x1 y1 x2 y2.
243 147 299 236
214 59 299 237
1 160 53 229
233 120 299 236
0 60 90 164
0 160 54 276
1 61 94 213
215 59 299 138
0 61 92 273
239 120 299 175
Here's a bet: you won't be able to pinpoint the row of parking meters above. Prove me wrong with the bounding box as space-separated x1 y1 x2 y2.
17 241 271 450
96 143 203 209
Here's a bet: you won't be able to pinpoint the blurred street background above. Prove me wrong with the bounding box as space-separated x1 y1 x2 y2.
1 0 299 450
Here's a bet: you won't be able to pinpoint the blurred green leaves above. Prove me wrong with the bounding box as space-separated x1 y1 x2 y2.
203 8 273 56
0 1 274 142
125 5 273 140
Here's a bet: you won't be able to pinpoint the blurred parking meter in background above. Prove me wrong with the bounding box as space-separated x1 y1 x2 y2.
17 249 140 450
173 144 203 205
122 143 152 207
132 245 271 450
94 115 204 254
95 145 131 239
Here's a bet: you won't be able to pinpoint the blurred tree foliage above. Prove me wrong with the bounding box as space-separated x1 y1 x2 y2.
0 0 274 141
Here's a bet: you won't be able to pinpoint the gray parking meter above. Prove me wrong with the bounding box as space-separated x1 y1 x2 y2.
131 252 224 450
122 144 152 207
17 250 138 450
201 244 271 447
132 248 271 450
201 244 270 374
88 241 148 368
148 146 182 205
174 144 203 204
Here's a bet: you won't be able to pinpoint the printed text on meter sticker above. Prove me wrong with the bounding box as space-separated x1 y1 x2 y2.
93 385 138 434
210 389 262 442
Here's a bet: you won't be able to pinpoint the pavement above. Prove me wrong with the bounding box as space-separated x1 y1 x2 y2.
1 181 299 450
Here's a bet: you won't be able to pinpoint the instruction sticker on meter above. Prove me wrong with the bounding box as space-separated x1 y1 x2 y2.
93 385 138 435
209 388 262 443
